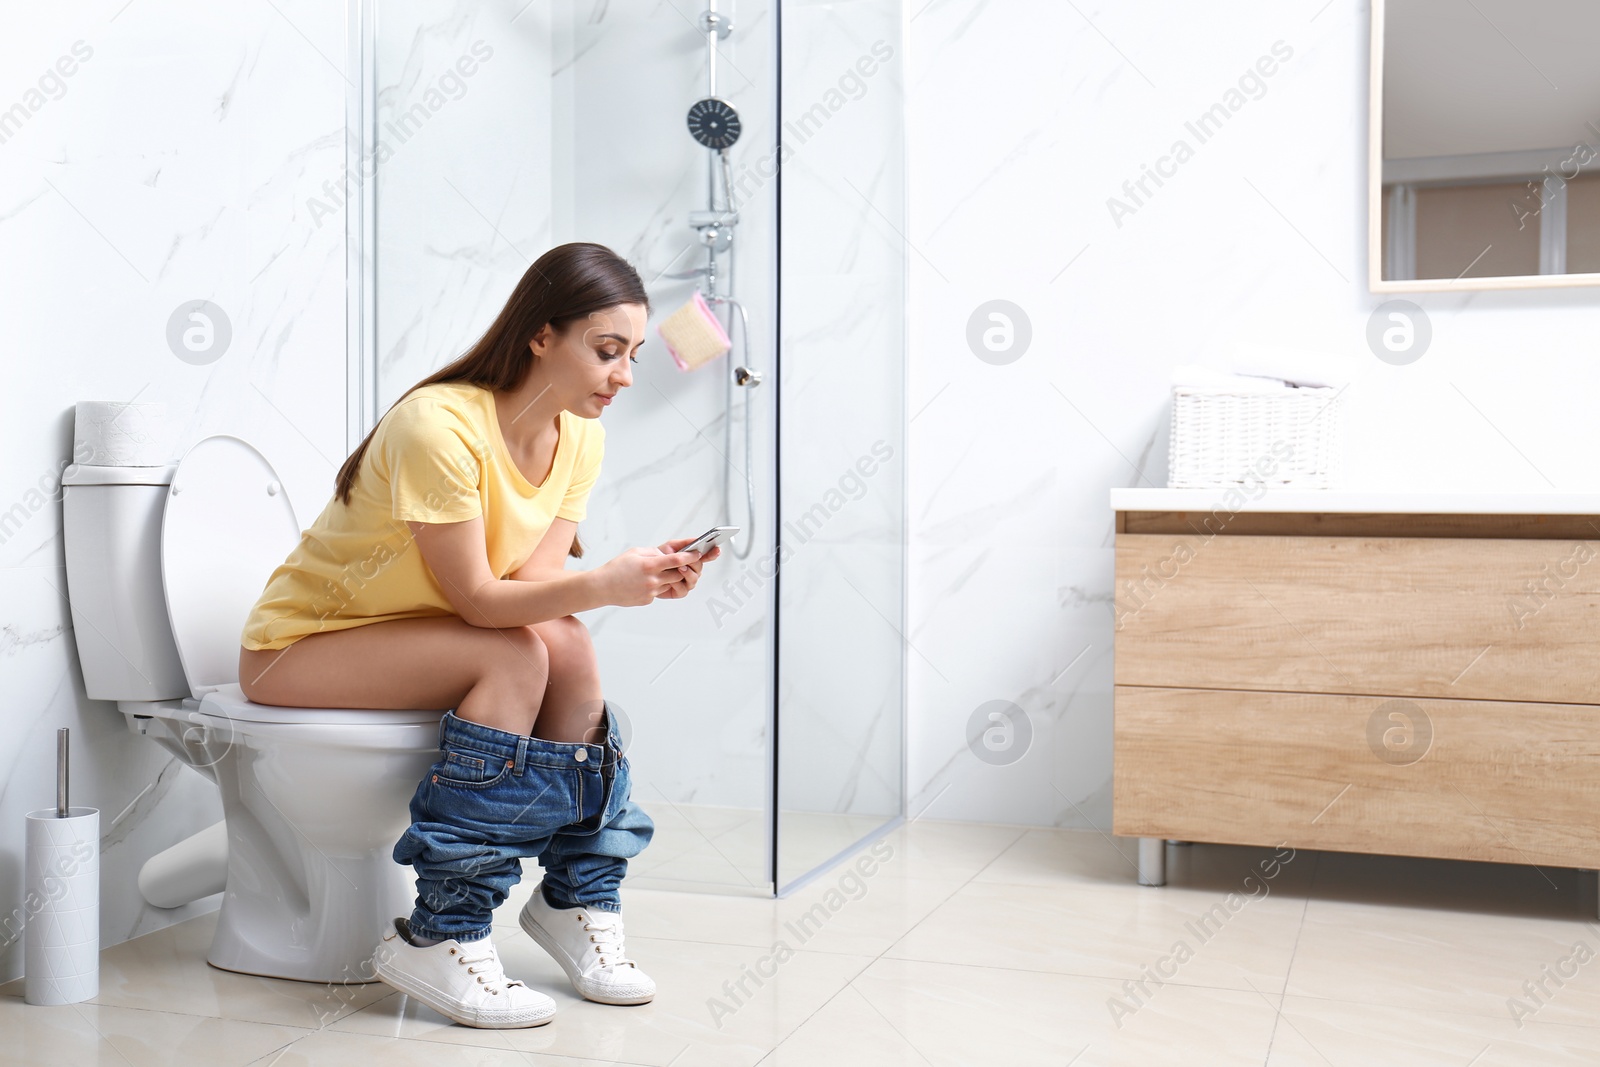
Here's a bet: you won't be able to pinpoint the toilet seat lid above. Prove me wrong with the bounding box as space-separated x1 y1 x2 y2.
161 435 299 698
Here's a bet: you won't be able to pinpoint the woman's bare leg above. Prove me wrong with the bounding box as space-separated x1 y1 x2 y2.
238 616 551 735
526 615 604 744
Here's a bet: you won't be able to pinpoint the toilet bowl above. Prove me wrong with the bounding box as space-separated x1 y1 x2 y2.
62 434 449 984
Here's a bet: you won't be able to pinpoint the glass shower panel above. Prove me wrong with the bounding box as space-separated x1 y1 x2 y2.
775 0 907 891
548 2 778 895
370 0 904 899
374 2 779 895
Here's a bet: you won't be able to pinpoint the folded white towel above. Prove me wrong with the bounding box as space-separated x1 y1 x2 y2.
1170 363 1292 392
1223 342 1352 389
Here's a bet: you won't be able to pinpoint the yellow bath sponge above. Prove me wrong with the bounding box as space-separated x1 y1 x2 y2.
657 290 733 371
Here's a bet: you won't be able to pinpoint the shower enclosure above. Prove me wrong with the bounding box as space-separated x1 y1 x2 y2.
346 1 906 894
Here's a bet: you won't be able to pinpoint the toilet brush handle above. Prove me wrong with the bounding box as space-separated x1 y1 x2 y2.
56 727 68 818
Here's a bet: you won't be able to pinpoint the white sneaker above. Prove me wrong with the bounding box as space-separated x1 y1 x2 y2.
518 882 656 1004
371 918 557 1028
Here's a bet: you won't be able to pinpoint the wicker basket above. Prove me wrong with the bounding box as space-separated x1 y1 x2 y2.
1167 383 1342 489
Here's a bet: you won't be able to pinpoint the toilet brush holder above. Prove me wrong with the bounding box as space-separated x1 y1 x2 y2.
23 809 99 1004
24 728 99 1006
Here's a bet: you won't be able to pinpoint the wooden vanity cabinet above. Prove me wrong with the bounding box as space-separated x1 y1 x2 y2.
1111 505 1600 887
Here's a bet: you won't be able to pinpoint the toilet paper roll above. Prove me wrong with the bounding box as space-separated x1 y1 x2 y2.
73 401 170 466
23 807 99 1006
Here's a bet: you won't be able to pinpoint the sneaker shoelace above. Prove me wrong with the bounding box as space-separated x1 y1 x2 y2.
456 943 529 996
582 914 638 970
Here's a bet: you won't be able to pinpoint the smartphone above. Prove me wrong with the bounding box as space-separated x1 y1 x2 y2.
683 525 739 556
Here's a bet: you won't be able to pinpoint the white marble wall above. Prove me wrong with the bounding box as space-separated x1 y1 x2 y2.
904 0 1600 830
0 1 350 981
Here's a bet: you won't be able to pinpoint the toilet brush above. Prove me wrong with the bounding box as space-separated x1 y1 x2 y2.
24 728 100 1005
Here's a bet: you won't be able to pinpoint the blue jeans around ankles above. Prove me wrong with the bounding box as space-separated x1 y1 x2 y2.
391 705 654 943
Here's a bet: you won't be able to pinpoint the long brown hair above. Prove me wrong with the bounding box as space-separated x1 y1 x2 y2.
335 242 650 559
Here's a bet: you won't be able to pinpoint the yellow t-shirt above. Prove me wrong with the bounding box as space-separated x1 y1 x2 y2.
239 381 603 651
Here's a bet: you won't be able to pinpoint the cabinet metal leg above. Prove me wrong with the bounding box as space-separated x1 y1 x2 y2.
1138 837 1166 886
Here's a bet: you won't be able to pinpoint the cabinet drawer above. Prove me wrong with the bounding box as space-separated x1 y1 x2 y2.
1112 685 1600 868
1114 532 1600 704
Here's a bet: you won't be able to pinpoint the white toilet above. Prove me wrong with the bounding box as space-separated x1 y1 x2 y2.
61 434 448 984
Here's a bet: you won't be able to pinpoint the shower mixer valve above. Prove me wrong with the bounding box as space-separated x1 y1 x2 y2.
697 10 732 39
689 209 738 252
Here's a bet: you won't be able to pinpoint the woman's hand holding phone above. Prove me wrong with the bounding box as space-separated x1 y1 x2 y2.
595 546 703 606
595 526 727 606
651 536 720 599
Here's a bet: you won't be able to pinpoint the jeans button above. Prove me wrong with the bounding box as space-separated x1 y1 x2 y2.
575 749 588 763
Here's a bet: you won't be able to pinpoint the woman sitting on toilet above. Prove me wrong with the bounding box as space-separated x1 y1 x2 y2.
236 240 718 1029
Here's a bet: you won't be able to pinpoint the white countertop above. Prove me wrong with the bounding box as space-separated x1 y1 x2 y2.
1110 488 1600 515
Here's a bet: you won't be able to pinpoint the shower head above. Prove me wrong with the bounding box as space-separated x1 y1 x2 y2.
686 97 741 149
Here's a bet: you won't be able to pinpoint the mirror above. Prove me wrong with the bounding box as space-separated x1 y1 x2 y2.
1369 0 1600 290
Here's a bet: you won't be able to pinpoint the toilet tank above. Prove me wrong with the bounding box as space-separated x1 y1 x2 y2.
61 463 190 702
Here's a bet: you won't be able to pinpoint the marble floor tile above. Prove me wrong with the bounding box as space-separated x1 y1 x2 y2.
1266 993 1600 1066
768 956 1281 1067
1287 895 1600 1028
1283 846 1600 1030
885 874 1308 994
0 997 310 1067
83 910 394 1029
870 818 1030 884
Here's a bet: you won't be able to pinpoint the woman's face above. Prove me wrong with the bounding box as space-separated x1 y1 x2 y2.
530 302 647 416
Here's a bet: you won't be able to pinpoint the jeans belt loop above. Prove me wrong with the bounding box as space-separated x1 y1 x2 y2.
513 734 529 776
